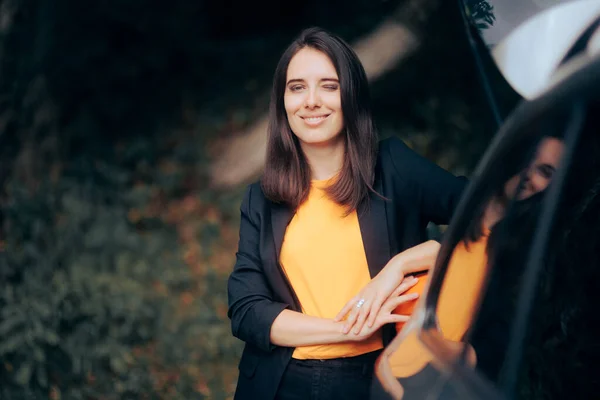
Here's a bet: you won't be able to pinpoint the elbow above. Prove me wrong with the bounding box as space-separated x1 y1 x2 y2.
426 239 442 249
229 306 255 346
227 300 289 352
230 316 243 340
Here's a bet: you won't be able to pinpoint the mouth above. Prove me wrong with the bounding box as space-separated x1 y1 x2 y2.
300 114 331 126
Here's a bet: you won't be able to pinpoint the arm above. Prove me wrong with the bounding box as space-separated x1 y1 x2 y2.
336 240 440 333
273 296 418 346
387 239 441 276
386 137 468 224
227 185 291 352
270 310 349 347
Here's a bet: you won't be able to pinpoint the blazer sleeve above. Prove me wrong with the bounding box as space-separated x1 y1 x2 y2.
227 184 290 352
386 137 468 225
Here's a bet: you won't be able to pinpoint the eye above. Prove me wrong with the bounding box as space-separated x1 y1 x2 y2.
323 84 339 91
289 85 304 92
536 164 555 179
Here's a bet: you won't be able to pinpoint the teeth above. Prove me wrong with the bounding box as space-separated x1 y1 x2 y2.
305 116 327 122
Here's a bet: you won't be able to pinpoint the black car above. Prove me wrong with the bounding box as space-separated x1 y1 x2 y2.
371 1 600 399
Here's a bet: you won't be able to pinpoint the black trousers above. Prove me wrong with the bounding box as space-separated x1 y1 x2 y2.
274 350 382 400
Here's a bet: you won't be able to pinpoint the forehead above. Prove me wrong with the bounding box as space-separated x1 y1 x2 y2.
286 47 338 80
535 137 564 165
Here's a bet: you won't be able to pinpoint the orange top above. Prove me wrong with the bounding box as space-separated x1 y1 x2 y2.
280 179 383 359
390 234 489 377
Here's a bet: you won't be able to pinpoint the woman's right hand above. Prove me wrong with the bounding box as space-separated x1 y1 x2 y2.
347 290 419 342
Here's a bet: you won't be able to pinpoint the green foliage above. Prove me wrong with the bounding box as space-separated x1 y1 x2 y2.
0 139 242 398
464 0 496 31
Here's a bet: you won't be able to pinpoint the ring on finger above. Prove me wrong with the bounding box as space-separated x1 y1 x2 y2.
356 298 366 309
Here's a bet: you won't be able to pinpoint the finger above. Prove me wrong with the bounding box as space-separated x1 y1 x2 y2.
352 300 371 334
391 276 415 297
386 314 410 324
366 296 385 328
343 302 362 334
392 276 419 297
334 297 357 322
387 292 419 310
368 277 417 328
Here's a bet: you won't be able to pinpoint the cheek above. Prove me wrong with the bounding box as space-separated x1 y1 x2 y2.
529 174 550 193
323 93 342 111
284 95 303 116
504 176 520 198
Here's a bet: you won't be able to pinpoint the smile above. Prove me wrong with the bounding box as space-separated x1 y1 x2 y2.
301 114 330 126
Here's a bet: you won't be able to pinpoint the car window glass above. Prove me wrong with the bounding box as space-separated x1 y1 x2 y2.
373 109 574 400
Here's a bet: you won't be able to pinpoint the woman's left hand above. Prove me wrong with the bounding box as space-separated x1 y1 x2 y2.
335 271 418 335
335 240 439 335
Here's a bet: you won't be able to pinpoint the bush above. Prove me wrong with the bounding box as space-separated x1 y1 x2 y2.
0 140 243 399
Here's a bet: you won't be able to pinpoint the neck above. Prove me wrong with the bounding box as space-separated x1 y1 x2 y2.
301 137 345 180
483 197 506 229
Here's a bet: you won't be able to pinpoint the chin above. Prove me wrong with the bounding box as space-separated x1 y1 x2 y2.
304 136 344 148
297 129 343 145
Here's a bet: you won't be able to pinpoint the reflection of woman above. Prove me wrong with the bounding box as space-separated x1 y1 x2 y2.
383 134 565 380
473 115 600 397
227 27 466 400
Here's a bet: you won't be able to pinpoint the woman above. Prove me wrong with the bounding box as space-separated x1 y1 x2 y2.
227 27 466 400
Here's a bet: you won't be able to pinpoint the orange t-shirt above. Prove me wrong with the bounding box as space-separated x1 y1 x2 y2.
280 179 382 359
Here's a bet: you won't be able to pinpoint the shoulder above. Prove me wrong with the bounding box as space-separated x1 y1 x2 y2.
242 181 267 211
378 136 411 158
377 136 422 176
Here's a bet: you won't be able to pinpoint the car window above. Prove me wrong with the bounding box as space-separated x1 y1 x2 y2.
469 101 600 399
372 72 600 399
373 120 569 399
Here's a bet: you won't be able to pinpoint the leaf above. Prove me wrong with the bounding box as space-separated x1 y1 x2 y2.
0 334 26 355
37 364 49 388
0 314 24 336
110 356 127 375
45 330 60 345
30 299 53 318
33 346 46 363
14 362 32 386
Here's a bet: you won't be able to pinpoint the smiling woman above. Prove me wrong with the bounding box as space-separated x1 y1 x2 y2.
284 48 344 150
261 27 380 213
227 27 468 400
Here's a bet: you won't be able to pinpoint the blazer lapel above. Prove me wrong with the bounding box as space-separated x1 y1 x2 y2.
358 170 392 278
269 202 301 309
271 202 294 260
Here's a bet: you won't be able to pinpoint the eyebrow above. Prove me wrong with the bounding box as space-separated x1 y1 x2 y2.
286 77 340 85
539 163 557 171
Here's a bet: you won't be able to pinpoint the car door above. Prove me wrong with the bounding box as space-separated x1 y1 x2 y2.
371 19 600 400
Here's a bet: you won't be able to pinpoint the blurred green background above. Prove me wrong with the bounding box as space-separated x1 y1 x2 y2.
0 0 513 398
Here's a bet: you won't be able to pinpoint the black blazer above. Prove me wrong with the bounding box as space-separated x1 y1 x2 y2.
227 137 468 400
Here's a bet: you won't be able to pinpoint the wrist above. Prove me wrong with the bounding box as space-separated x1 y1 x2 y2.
390 253 408 278
331 319 358 343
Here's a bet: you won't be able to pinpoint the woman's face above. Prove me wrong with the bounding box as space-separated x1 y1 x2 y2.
504 137 565 200
284 47 344 148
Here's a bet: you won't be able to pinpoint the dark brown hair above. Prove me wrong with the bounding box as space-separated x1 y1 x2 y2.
261 27 378 213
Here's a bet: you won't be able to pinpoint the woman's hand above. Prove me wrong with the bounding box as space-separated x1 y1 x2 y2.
346 290 419 341
336 273 419 335
335 240 440 335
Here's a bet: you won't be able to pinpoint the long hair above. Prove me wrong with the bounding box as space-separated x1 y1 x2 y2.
463 113 568 245
261 27 378 213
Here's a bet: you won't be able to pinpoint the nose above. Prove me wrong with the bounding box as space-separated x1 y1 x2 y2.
304 87 321 108
522 166 538 194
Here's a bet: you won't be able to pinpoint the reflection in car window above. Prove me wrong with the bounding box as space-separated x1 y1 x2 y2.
373 110 575 399
471 103 600 398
